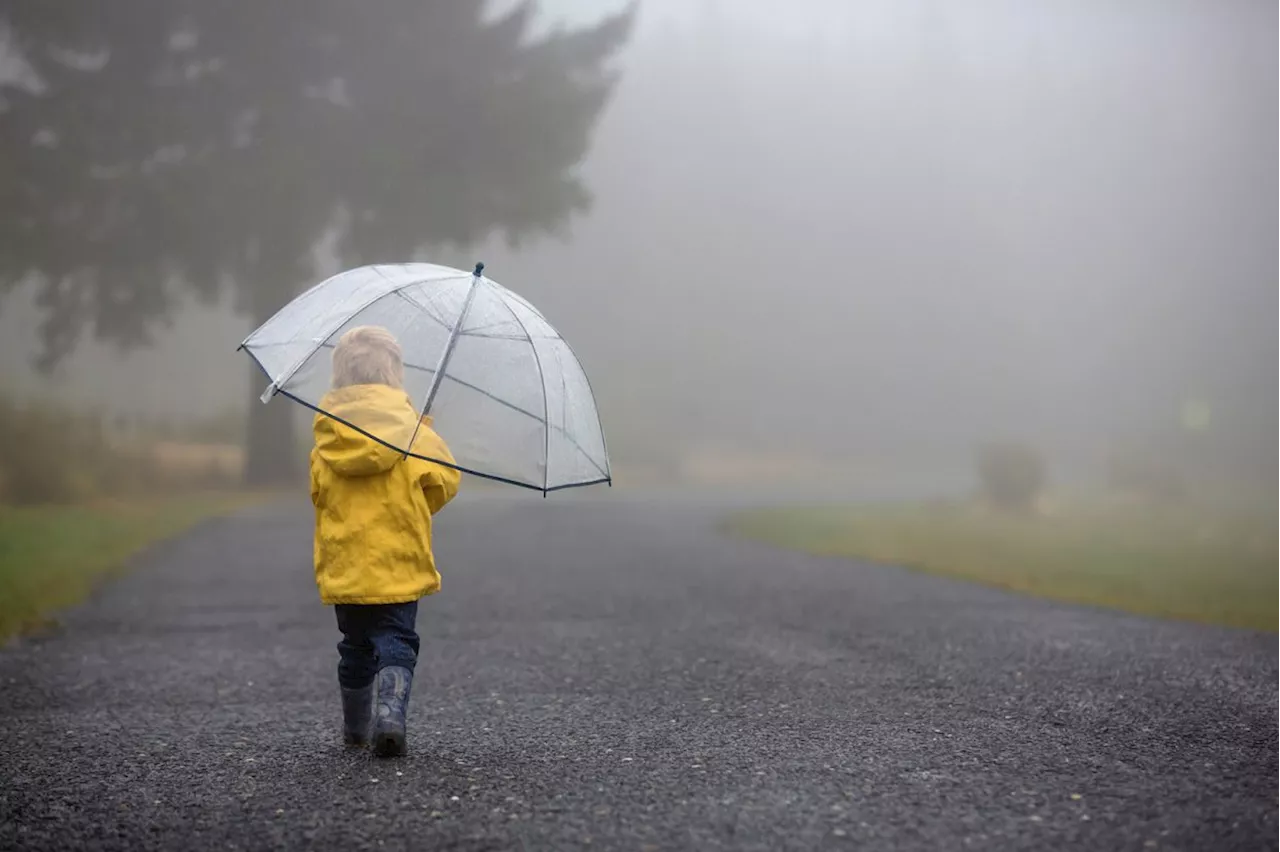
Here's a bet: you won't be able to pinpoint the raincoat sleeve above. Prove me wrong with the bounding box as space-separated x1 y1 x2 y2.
308 448 322 508
412 418 461 515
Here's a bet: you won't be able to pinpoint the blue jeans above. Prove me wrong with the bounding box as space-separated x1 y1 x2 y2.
334 601 420 690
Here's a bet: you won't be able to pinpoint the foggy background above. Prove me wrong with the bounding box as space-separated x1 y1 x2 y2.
1 0 1274 494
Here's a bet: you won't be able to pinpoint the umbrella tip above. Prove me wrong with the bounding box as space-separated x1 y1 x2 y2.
473 261 485 277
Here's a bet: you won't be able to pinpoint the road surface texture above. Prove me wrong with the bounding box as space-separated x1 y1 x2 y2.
1 492 1275 851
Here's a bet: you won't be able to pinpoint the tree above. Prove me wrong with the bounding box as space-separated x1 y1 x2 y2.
975 441 1046 513
0 1 632 483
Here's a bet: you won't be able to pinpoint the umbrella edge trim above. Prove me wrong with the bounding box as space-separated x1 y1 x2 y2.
248 373 609 495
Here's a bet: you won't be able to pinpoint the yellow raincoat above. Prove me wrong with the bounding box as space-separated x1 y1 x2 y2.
308 384 461 605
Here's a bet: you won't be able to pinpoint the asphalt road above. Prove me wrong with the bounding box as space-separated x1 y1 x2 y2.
1 492 1275 851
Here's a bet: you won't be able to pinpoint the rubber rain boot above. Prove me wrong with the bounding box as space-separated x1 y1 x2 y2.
371 666 413 757
341 683 374 746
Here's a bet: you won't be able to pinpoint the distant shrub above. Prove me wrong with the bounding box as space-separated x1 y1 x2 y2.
0 393 242 505
0 397 103 504
149 441 243 487
975 441 1047 512
1107 451 1186 504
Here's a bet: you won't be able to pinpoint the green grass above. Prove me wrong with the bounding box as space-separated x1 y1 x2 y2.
0 494 258 640
727 500 1278 632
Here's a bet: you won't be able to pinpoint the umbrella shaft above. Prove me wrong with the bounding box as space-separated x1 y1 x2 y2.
421 274 481 417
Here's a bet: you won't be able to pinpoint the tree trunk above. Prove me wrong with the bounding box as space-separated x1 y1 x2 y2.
242 272 303 487
243 359 301 486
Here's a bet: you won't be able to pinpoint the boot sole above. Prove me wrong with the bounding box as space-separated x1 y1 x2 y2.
372 731 405 757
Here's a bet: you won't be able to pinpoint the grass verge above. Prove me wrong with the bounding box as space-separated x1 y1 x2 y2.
0 493 261 641
726 501 1277 632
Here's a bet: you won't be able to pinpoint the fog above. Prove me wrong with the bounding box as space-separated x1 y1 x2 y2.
1 0 1274 493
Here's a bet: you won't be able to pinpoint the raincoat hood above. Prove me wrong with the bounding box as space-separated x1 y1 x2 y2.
313 384 425 477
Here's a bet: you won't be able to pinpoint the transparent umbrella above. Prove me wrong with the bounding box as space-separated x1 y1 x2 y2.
239 262 610 494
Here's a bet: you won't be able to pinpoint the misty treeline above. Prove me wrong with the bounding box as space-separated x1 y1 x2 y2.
2 0 1275 498
563 0 1275 491
0 1 633 485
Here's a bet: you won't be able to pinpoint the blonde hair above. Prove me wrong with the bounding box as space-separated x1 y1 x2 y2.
331 325 405 389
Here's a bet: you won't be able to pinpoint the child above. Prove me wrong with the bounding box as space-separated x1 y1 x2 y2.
309 325 461 757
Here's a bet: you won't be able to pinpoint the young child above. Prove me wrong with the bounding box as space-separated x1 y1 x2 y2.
309 325 461 757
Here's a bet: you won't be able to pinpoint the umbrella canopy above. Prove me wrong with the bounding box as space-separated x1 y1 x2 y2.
240 262 610 493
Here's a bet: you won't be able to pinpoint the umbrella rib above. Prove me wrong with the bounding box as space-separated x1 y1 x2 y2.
258 284 412 401
480 295 608 484
458 319 513 335
416 372 607 480
551 333 612 484
433 372 608 481
392 287 454 330
459 331 561 341
312 340 439 378
441 373 544 423
560 426 611 481
497 291 551 492
238 267 347 350
425 369 607 480
493 283 551 322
